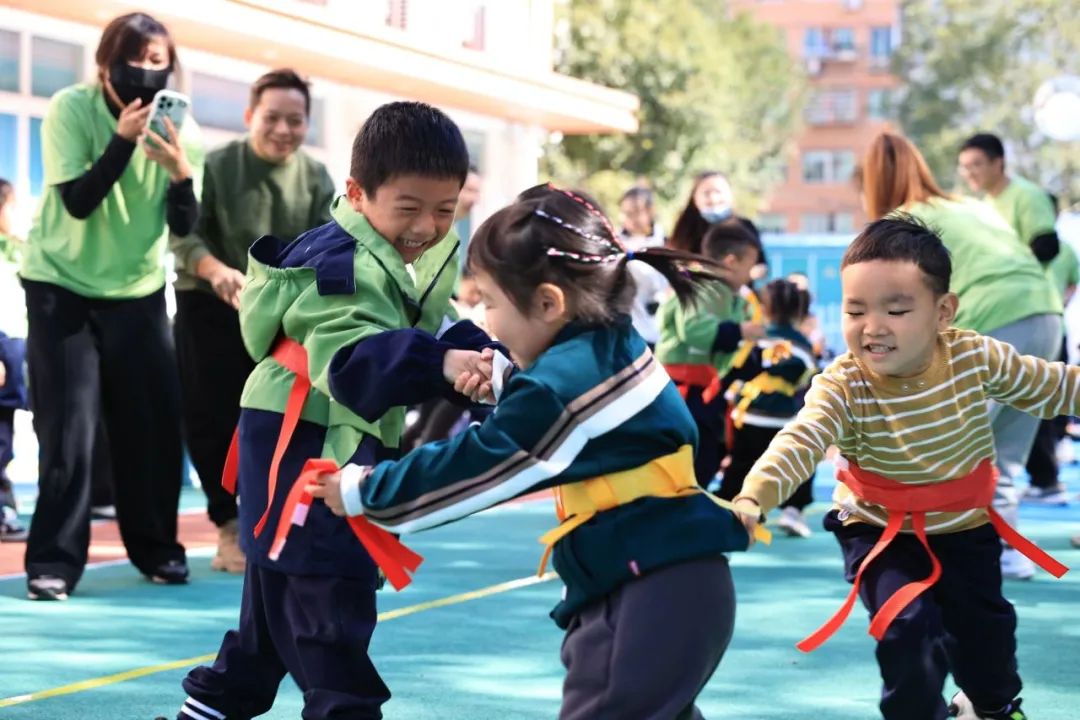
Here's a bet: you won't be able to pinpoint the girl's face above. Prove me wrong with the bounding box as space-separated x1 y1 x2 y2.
473 269 567 368
619 198 653 237
693 175 734 214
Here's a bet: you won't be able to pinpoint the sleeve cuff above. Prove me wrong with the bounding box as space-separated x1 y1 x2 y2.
489 350 514 403
340 463 370 517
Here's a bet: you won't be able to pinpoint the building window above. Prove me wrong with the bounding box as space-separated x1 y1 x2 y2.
803 28 827 59
0 113 16 182
802 150 856 184
870 26 893 66
386 0 408 30
757 213 787 234
30 116 44 196
190 72 249 133
801 212 854 233
831 27 855 53
867 89 890 119
805 89 858 125
462 4 486 51
0 30 20 93
31 36 83 98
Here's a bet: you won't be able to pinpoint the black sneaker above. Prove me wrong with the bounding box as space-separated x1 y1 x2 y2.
148 560 189 585
27 575 69 601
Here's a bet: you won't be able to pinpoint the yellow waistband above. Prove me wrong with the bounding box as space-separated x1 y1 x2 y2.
729 374 798 429
536 444 771 575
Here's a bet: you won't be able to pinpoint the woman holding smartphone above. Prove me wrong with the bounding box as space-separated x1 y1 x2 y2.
20 12 203 600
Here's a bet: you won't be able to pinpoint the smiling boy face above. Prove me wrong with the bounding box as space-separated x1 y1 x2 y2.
841 259 957 377
347 174 461 265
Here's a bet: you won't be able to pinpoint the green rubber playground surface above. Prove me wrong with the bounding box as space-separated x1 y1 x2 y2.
2 460 1078 719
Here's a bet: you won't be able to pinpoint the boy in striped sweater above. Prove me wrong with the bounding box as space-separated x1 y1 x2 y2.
734 216 1072 720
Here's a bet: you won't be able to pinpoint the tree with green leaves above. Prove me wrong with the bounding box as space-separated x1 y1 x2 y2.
542 0 804 220
895 0 1080 205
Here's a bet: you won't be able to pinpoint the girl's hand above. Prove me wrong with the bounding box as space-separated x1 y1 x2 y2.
732 496 762 548
116 98 151 142
306 471 346 516
444 347 494 402
141 116 191 182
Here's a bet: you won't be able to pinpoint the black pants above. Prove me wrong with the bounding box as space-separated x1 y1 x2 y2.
23 279 186 589
559 557 734 720
174 290 254 527
827 513 1020 720
181 563 389 719
684 387 725 488
719 423 813 509
0 407 14 510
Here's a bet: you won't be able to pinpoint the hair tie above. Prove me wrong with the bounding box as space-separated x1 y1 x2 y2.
625 250 635 261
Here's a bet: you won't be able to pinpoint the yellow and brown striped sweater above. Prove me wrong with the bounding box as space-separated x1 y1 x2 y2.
743 328 1080 534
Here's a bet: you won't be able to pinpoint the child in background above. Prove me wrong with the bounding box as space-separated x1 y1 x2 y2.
656 218 765 486
0 179 28 542
719 279 817 537
617 186 668 348
169 102 495 720
311 183 761 720
735 216 1072 720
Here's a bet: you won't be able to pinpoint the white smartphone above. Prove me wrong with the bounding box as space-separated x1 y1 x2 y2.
147 89 190 142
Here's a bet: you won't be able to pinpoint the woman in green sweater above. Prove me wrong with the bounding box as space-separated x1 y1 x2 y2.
860 132 1062 581
20 12 203 600
169 69 335 574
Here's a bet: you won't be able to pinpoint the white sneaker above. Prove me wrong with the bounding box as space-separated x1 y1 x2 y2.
1000 548 1035 580
1055 437 1076 465
1020 484 1069 505
948 691 978 719
777 506 812 538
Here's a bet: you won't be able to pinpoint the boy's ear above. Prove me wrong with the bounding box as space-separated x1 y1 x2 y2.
937 292 959 329
345 177 366 213
534 283 567 322
243 106 254 130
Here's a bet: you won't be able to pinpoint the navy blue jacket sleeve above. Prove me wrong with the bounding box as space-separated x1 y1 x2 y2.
712 320 743 353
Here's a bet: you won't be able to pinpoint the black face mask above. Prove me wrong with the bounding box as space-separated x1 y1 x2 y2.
109 62 171 106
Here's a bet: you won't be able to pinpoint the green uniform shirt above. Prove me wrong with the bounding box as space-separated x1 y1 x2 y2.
655 281 746 375
21 83 204 298
907 197 1061 334
990 175 1057 245
239 195 460 463
170 138 335 293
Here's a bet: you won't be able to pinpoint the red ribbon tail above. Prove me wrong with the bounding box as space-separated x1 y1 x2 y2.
221 427 240 496
987 508 1069 578
868 513 942 640
347 516 424 591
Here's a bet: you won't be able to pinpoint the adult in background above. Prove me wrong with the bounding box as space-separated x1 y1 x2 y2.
20 12 203 600
860 132 1062 580
618 186 668 347
959 132 1077 505
170 69 334 574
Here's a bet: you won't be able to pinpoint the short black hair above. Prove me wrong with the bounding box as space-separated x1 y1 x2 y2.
250 68 311 115
95 12 178 73
701 218 758 262
960 133 1004 162
350 102 470 197
842 215 951 295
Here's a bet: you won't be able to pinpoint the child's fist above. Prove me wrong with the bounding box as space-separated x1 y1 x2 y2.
732 496 763 548
306 471 345 515
307 464 372 517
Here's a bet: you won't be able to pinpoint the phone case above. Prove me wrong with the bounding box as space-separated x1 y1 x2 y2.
148 90 190 140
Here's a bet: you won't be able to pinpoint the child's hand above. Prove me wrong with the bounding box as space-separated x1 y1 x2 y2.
307 471 346 516
732 496 762 547
0 361 5 388
740 322 766 342
444 348 494 402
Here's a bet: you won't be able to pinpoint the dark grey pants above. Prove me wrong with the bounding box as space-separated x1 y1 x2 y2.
559 556 735 720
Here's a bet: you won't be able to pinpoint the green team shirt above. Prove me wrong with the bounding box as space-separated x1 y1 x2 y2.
655 280 747 375
21 83 204 298
907 197 1061 334
170 138 335 293
990 174 1057 245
